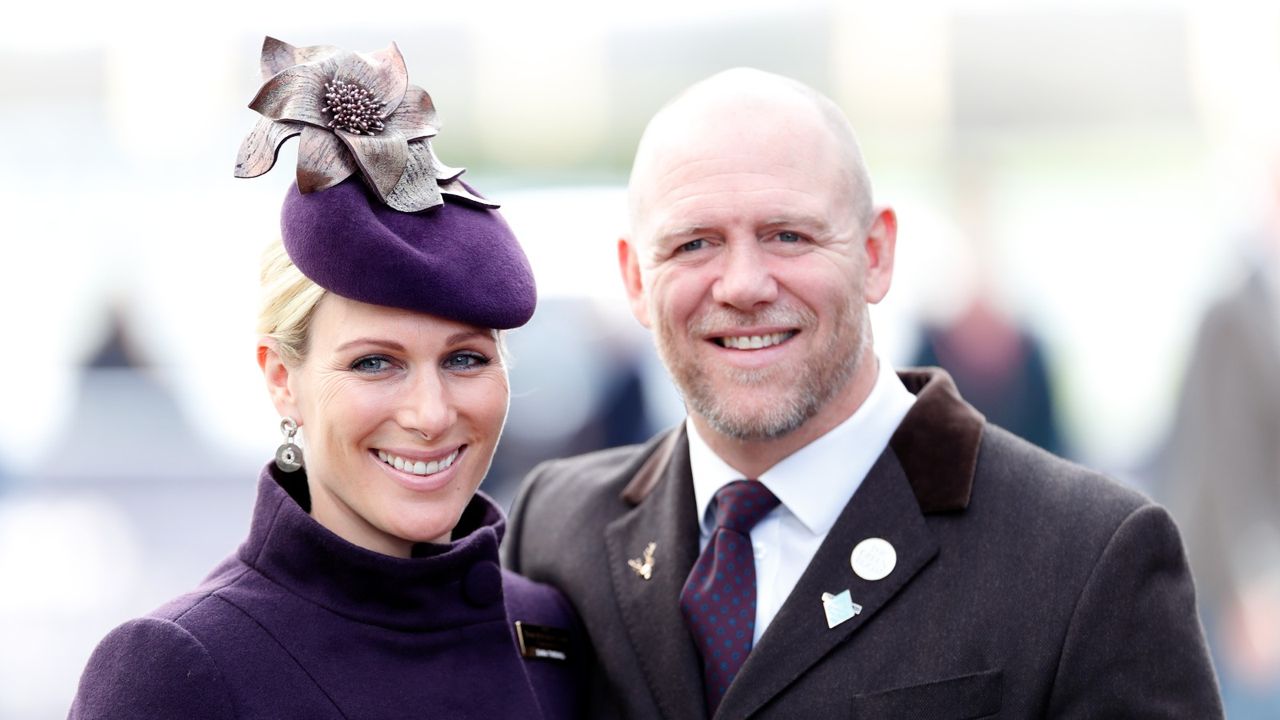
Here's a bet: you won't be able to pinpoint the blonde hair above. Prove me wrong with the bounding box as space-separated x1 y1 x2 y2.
257 238 327 366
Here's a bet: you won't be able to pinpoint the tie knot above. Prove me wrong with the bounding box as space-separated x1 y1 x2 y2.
712 480 780 533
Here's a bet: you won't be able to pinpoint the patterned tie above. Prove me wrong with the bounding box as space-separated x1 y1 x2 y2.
680 480 781 715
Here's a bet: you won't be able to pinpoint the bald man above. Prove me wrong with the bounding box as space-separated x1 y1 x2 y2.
504 70 1222 719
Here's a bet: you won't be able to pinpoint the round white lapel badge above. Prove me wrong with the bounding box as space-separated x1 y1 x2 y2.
850 537 896 581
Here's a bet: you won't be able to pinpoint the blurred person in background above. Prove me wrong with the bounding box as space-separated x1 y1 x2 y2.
911 172 1065 458
912 296 1064 456
505 68 1222 718
1161 155 1280 718
68 38 581 719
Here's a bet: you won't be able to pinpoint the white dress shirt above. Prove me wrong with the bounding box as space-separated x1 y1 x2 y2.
686 356 917 644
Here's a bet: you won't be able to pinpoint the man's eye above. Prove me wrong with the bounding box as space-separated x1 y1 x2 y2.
677 239 706 253
777 231 802 243
352 356 392 373
445 352 490 369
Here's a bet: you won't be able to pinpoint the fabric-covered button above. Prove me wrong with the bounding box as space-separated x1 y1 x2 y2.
463 560 503 607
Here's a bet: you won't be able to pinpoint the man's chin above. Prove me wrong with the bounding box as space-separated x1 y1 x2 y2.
694 395 812 442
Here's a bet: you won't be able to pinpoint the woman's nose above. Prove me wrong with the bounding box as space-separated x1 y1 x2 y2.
398 371 456 440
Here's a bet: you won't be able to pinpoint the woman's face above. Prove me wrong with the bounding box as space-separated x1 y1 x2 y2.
261 294 509 557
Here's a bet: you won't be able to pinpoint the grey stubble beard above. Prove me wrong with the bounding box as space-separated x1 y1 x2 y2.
655 299 870 442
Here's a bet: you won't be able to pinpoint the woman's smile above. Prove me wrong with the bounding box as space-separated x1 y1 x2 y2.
373 445 468 493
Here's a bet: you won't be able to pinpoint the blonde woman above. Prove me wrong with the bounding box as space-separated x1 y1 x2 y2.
70 38 582 719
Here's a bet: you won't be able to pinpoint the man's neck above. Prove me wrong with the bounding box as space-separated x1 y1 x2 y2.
691 351 880 478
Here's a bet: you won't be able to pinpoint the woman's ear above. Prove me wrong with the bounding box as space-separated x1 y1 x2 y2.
258 339 301 421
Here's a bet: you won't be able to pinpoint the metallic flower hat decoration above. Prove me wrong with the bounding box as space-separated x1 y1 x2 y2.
235 37 492 212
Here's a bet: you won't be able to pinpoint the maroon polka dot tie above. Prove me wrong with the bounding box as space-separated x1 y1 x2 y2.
680 480 781 715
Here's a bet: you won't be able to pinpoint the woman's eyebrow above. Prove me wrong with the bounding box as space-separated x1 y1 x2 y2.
445 330 496 346
334 338 407 353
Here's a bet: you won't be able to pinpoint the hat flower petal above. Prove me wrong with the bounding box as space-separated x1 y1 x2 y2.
234 117 303 178
338 131 410 200
297 125 358 193
235 37 478 213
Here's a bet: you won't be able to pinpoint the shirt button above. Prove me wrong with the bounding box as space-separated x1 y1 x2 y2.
754 544 768 560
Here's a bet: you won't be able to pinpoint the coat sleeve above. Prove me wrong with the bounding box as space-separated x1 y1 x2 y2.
1046 504 1224 718
69 617 236 720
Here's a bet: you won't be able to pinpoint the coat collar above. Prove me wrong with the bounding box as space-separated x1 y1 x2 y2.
891 368 985 513
238 464 509 632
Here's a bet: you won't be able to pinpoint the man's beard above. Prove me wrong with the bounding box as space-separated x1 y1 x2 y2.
655 300 869 441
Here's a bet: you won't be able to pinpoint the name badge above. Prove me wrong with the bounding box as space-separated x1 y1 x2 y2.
514 621 570 662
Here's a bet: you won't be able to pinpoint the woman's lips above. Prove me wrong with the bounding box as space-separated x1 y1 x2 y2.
375 447 461 477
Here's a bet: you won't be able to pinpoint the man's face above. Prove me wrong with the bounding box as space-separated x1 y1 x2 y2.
623 112 892 443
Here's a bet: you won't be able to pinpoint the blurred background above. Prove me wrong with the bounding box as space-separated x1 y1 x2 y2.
3 0 1279 716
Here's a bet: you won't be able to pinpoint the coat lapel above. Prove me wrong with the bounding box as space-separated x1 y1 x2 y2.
715 444 940 719
604 429 707 720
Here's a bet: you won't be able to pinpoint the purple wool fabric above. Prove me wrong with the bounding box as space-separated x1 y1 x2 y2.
281 179 536 329
69 464 582 719
680 480 780 715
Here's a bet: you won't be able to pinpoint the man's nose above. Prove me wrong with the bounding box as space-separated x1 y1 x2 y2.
712 239 779 310
398 370 456 440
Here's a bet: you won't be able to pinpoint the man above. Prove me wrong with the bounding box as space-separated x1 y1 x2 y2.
504 69 1222 719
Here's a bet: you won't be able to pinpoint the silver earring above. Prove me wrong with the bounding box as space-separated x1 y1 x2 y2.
275 417 304 472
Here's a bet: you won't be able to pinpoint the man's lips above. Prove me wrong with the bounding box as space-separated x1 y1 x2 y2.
710 330 798 350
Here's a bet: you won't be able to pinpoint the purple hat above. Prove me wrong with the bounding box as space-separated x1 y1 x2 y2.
234 37 536 329
280 178 535 329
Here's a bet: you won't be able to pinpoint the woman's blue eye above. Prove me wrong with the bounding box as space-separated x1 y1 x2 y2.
352 356 392 373
445 352 489 369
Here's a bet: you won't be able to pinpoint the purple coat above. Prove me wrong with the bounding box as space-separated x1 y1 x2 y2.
69 465 583 719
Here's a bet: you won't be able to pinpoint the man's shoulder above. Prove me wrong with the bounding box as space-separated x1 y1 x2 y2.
972 424 1154 533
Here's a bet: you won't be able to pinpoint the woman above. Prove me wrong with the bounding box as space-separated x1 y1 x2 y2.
69 38 581 719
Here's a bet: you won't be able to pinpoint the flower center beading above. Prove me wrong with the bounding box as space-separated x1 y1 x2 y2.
322 77 386 135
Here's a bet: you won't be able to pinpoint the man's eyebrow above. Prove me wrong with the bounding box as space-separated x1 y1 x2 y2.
656 224 719 241
759 215 832 232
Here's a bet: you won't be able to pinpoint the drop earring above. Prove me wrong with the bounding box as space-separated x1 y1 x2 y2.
275 417 304 472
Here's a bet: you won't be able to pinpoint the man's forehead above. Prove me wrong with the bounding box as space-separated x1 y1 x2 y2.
628 70 870 236
643 89 827 159
630 121 852 234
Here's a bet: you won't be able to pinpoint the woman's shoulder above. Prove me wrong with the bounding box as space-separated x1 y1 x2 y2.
68 559 258 719
69 613 236 719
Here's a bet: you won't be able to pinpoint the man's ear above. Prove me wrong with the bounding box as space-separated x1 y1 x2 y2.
258 339 301 422
618 236 651 328
862 206 898 304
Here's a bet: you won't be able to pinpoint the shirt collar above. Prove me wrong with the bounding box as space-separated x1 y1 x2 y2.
687 355 917 536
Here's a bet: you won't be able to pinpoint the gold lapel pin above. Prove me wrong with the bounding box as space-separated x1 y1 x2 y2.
628 542 657 580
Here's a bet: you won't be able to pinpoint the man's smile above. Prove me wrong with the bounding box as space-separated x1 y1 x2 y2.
711 330 798 350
